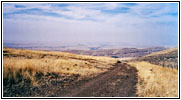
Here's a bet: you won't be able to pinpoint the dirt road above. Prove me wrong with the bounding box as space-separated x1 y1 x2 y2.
55 62 138 97
3 62 138 97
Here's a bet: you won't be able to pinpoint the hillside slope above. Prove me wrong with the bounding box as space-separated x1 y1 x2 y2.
127 48 178 97
129 62 178 97
63 47 166 58
3 47 178 97
138 48 178 68
3 47 118 97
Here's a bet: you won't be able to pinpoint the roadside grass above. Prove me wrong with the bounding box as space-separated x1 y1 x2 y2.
128 61 178 97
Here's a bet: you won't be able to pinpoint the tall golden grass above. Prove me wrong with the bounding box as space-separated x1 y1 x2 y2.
128 61 178 97
3 47 118 85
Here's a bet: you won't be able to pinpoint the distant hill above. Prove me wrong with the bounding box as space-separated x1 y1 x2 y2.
3 41 168 51
63 47 166 58
137 48 178 69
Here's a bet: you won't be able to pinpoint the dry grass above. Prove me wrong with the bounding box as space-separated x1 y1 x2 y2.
3 47 118 85
145 48 178 57
128 61 178 97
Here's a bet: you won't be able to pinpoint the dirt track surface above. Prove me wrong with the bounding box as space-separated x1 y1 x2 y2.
55 62 138 97
3 62 138 97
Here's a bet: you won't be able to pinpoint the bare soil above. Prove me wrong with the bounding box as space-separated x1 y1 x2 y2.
57 62 138 97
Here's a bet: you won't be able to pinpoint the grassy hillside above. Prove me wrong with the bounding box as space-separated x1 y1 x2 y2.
137 48 178 69
145 48 178 57
3 47 118 97
3 47 178 97
128 62 178 97
63 47 166 58
127 48 178 97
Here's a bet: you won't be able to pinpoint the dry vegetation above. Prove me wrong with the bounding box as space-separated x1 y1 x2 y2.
3 47 117 76
3 47 118 96
139 48 178 69
145 48 178 57
64 47 166 58
128 61 178 97
3 47 178 97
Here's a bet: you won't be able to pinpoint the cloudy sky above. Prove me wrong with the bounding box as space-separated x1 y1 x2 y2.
3 3 178 47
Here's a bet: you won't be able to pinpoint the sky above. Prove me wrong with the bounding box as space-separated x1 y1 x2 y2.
3 3 178 47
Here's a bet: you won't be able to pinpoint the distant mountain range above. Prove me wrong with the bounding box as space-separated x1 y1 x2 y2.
3 41 167 58
3 41 169 50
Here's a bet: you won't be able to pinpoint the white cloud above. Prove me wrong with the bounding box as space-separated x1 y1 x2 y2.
53 6 101 19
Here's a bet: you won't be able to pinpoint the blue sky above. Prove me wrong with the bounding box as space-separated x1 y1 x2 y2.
3 3 178 47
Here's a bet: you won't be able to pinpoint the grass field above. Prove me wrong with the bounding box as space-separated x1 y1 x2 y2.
128 61 178 97
3 47 178 97
3 47 118 87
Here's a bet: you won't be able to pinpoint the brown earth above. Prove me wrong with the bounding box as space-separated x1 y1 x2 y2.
57 62 138 97
3 62 138 97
